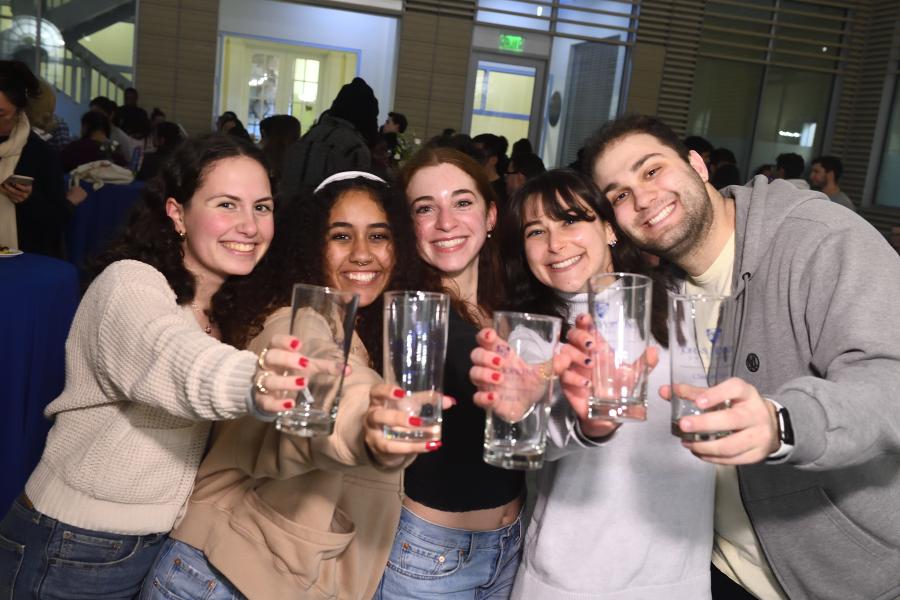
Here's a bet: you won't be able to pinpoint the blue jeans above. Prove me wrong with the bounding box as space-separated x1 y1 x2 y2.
140 538 245 600
374 506 522 600
0 495 166 599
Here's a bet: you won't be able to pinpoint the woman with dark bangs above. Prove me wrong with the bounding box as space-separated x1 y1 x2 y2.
374 147 524 600
469 169 715 599
141 173 440 600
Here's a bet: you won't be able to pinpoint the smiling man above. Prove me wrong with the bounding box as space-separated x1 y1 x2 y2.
584 114 900 600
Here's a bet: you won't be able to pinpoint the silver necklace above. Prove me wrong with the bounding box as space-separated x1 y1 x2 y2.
190 301 212 334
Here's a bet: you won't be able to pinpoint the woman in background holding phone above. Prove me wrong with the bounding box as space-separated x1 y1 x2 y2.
0 60 69 258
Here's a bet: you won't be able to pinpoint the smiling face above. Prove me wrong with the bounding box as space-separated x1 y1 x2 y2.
324 189 394 308
522 194 616 293
166 156 274 291
592 133 713 263
406 162 496 279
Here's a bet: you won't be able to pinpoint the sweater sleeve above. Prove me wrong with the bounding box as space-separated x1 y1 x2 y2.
776 225 900 469
90 261 257 421
229 308 390 479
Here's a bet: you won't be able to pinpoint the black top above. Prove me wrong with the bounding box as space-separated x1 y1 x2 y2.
403 309 525 511
7 132 69 259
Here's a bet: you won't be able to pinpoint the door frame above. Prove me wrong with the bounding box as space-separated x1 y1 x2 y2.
463 50 547 150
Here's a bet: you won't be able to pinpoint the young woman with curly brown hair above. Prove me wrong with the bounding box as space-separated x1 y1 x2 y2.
140 172 442 600
0 134 310 598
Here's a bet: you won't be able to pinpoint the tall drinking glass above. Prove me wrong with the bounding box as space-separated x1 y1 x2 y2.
587 273 653 421
483 311 561 471
382 290 450 441
668 292 733 441
276 283 359 437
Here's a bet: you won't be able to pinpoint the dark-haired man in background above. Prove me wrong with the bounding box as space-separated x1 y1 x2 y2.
775 152 808 190
583 114 900 600
809 155 855 212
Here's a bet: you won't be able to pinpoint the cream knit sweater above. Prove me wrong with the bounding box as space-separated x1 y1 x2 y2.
25 260 258 535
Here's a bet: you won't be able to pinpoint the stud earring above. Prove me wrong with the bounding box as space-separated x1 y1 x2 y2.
609 240 617 248
178 230 186 241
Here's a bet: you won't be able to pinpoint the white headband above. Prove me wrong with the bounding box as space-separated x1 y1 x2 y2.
314 171 387 193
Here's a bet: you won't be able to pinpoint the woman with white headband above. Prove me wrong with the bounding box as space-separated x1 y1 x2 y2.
140 171 445 600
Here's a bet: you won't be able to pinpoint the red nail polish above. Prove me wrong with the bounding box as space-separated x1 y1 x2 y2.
491 372 501 382
392 388 405 399
290 339 299 349
296 377 305 387
485 330 494 341
299 357 309 368
426 441 442 451
487 392 495 402
492 356 501 366
283 401 294 410
409 416 422 426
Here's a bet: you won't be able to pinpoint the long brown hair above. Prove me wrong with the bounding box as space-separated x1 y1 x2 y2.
399 146 506 324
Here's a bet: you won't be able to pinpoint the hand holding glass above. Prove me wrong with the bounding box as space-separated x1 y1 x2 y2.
587 273 652 421
276 283 359 437
668 292 733 441
483 311 561 471
382 291 450 441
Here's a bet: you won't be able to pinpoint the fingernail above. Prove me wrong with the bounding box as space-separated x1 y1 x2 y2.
584 357 592 366
681 419 693 432
295 377 305 387
487 392 495 402
491 372 501 382
426 441 442 451
290 338 299 349
282 401 294 410
446 396 457 406
392 388 405 399
409 416 422 426
299 357 309 368
485 330 494 341
696 396 707 408
492 356 501 366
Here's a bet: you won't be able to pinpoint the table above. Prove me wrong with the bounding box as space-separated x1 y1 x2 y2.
0 253 80 510
66 181 144 269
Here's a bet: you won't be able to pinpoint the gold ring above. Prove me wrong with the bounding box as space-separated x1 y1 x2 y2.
257 348 269 370
255 372 271 395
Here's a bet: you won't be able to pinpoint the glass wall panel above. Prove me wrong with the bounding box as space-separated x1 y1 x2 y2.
748 66 832 175
687 57 764 177
876 78 900 207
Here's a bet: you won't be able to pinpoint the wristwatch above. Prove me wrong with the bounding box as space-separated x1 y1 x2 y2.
766 398 794 460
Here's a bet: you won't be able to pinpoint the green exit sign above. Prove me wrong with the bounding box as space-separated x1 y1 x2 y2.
499 34 524 53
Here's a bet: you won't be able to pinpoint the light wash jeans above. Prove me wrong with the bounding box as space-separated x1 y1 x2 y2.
0 496 166 599
140 538 246 600
374 506 523 600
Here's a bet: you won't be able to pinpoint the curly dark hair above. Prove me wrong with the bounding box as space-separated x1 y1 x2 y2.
399 146 506 325
216 176 432 372
89 134 270 323
499 169 669 346
0 60 41 110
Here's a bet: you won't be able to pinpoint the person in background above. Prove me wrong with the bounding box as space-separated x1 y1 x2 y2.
809 155 855 211
61 111 129 172
137 121 185 181
280 77 378 197
90 95 140 164
473 132 509 205
505 152 546 197
684 135 714 166
753 163 774 182
381 111 407 135
708 147 737 180
775 152 808 189
710 164 741 189
25 77 71 151
0 60 69 258
259 114 300 187
151 107 166 126
216 110 238 133
117 87 150 137
510 138 533 161
0 134 306 598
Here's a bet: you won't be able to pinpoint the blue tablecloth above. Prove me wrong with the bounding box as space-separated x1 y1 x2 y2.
66 181 144 270
0 253 79 510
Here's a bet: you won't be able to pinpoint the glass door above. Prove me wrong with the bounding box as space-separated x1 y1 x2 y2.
465 52 545 148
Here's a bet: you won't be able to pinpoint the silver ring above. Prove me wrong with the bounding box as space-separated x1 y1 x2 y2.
255 371 271 395
257 348 269 370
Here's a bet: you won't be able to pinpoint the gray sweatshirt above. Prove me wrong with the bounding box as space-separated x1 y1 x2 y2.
511 293 715 600
717 177 900 599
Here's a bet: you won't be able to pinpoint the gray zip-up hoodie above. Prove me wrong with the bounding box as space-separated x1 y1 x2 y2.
719 176 900 599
